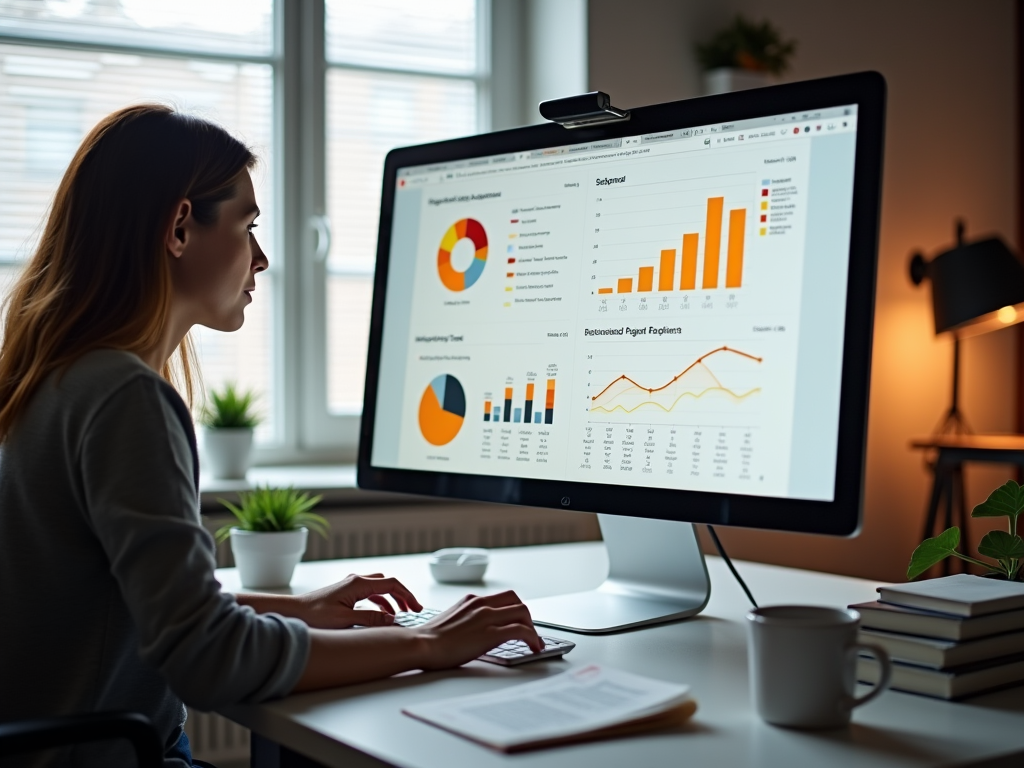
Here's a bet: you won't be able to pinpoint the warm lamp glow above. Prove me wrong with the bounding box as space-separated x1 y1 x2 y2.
954 301 1024 338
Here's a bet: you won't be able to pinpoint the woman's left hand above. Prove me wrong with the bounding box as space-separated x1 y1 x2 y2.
294 573 423 629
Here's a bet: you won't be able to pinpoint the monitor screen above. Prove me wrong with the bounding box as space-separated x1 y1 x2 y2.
360 73 884 537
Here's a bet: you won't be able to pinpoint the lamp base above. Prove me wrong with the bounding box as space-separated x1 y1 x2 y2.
936 407 971 436
934 336 971 436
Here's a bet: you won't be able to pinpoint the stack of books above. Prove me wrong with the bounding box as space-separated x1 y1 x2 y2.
851 574 1024 700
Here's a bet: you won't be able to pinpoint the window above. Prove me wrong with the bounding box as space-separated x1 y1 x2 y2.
0 1 278 440
323 0 484 414
0 0 493 461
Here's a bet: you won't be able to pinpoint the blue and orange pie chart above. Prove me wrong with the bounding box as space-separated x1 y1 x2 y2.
418 374 466 446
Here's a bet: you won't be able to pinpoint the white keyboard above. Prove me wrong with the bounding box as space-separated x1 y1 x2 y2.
393 608 576 666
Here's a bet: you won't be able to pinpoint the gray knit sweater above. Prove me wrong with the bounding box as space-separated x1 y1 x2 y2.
0 350 309 767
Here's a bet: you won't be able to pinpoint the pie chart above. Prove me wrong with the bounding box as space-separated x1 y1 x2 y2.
437 218 487 291
418 374 466 446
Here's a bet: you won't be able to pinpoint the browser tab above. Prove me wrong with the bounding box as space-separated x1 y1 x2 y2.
642 131 677 144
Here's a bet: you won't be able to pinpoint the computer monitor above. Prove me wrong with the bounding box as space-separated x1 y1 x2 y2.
358 72 886 633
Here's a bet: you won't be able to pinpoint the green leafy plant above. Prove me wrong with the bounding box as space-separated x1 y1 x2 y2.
907 480 1024 581
201 382 262 429
215 486 328 543
695 15 797 75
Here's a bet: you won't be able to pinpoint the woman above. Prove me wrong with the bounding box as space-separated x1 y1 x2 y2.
0 105 542 768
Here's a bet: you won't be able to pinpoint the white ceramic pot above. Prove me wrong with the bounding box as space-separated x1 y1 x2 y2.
203 427 254 479
230 528 308 589
703 67 774 95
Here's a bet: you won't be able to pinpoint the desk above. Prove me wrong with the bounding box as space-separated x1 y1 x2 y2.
217 543 1024 768
910 435 1024 573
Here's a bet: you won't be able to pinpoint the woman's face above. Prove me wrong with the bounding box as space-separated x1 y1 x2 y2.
169 170 268 332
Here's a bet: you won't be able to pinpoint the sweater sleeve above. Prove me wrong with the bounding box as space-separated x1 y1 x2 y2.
79 375 309 711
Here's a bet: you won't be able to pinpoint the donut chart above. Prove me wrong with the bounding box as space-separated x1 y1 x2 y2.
418 374 466 446
437 218 487 291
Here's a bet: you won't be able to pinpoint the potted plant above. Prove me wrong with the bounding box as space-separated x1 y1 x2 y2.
908 480 1024 581
201 382 261 480
215 486 329 588
695 15 797 95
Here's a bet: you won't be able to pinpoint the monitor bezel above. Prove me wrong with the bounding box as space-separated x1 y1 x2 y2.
357 71 885 537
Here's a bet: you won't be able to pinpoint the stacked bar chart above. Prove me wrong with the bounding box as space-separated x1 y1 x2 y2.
597 196 747 295
483 377 556 424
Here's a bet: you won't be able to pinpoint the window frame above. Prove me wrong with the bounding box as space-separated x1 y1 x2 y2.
0 0 501 466
294 0 494 462
0 1 287 445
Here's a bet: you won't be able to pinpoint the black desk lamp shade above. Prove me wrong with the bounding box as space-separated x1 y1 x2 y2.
910 232 1024 337
909 223 1024 432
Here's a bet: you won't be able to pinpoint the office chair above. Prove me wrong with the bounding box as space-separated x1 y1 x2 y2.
0 711 162 767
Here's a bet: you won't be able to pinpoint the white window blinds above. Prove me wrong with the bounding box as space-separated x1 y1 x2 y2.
323 0 481 412
0 3 279 442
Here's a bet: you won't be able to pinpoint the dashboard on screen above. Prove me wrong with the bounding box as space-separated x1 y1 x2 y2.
368 103 861 504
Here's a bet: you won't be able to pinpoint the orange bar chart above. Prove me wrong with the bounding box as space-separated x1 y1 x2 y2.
596 195 745 295
726 208 746 288
545 379 556 424
483 399 492 421
702 196 724 289
681 233 698 290
638 266 654 292
659 250 676 291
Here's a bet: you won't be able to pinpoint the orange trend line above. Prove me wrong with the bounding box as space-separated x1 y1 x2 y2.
590 386 762 413
590 346 763 402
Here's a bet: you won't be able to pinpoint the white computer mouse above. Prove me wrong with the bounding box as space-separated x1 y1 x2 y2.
429 547 489 583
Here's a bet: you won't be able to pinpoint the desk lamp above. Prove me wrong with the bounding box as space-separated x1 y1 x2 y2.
909 221 1024 433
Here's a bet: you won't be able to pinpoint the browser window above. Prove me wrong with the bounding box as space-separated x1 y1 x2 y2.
371 105 860 502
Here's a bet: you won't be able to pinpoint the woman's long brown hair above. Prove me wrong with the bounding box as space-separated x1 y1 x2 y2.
0 104 255 441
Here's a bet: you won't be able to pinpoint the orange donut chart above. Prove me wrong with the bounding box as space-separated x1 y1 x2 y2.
437 218 488 291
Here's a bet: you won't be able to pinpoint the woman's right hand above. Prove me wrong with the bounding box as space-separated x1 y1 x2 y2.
412 590 543 670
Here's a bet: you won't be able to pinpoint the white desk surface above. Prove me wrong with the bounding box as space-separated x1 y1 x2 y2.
216 543 1024 768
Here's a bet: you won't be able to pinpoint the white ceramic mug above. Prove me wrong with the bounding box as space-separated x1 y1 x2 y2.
746 605 892 729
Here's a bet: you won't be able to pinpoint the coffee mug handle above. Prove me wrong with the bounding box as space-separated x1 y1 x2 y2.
845 642 892 709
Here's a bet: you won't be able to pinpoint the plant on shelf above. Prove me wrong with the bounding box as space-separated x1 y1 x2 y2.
695 15 797 75
201 382 262 430
908 480 1024 581
200 383 262 480
216 486 329 589
215 486 328 543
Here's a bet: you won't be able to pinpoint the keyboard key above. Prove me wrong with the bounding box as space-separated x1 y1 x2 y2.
394 610 575 666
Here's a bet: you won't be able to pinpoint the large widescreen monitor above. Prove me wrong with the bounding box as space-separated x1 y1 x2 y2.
359 72 885 632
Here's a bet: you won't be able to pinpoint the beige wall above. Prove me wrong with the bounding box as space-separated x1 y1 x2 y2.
587 0 1018 582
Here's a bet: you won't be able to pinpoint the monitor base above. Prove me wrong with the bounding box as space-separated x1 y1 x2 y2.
529 514 711 634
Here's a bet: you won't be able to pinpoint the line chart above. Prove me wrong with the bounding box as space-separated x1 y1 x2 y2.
589 346 762 416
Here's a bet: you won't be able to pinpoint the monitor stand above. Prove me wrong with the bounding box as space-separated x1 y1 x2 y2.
528 514 711 634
